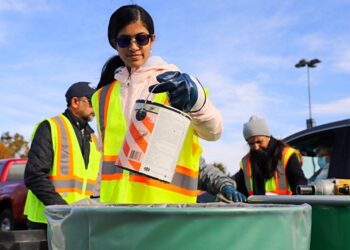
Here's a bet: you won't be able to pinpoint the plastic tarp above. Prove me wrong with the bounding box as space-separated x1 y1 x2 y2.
45 199 311 250
249 195 350 250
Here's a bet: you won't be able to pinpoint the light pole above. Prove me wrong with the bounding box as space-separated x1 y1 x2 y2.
295 58 321 129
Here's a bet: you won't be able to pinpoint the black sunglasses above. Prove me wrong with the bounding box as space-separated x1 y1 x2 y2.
116 33 152 48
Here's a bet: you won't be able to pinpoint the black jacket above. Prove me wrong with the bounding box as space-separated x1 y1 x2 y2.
24 109 94 205
233 137 307 196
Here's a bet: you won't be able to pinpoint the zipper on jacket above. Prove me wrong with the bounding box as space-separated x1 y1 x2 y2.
125 73 133 110
126 74 131 86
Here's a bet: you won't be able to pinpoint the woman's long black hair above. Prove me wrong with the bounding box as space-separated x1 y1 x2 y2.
97 55 124 89
97 5 155 90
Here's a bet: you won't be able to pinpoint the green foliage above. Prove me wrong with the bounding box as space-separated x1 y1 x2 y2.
0 132 29 159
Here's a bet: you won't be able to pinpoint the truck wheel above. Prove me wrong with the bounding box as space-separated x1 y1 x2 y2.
0 209 15 231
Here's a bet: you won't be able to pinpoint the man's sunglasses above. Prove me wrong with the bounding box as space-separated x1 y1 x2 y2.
116 33 152 48
79 97 92 107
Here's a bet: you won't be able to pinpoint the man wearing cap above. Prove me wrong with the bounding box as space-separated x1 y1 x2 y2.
24 82 101 229
232 115 307 197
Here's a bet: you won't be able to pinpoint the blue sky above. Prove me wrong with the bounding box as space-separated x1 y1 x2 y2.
1 0 350 174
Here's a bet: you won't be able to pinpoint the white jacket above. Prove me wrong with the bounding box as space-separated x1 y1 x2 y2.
114 56 223 141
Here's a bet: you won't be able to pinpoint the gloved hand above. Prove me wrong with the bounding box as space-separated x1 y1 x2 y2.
216 185 247 203
149 71 206 112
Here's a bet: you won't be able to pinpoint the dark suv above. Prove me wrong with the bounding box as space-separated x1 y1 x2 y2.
0 158 28 231
283 119 350 180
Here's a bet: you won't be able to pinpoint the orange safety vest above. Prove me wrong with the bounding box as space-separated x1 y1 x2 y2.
240 146 302 195
92 80 203 204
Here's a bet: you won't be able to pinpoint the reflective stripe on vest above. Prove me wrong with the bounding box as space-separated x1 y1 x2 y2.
92 80 202 203
240 146 300 195
49 115 98 195
24 114 101 223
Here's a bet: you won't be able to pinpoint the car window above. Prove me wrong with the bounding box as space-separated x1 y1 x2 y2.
286 130 335 181
7 163 26 180
285 120 350 180
301 156 320 178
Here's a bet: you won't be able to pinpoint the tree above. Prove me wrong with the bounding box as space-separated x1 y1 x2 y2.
0 143 13 159
0 132 29 159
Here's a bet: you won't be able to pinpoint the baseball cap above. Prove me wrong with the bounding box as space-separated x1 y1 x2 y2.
65 82 96 102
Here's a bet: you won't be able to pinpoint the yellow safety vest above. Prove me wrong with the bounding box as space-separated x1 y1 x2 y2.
92 80 203 204
240 146 302 195
24 114 101 223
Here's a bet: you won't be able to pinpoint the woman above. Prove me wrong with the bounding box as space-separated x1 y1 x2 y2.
92 5 227 204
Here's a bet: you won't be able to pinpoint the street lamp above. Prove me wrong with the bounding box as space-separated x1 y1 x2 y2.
295 58 321 129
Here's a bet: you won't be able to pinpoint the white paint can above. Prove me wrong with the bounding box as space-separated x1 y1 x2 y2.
115 99 191 183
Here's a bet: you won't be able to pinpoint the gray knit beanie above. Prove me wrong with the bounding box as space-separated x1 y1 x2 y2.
243 115 270 140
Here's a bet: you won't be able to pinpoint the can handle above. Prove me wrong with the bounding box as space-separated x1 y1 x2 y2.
136 83 160 121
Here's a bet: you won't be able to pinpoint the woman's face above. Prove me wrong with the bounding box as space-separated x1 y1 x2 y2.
116 20 155 70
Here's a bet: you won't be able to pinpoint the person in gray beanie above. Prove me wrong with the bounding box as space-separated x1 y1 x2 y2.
231 115 307 197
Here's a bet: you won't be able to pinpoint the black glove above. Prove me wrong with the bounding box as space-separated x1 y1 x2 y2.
149 71 206 112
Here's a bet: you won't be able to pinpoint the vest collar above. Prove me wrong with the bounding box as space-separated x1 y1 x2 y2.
64 109 94 135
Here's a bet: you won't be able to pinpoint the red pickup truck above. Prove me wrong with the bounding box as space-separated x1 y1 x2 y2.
0 158 28 231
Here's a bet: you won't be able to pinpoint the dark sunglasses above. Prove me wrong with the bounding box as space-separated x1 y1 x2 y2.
116 33 152 48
